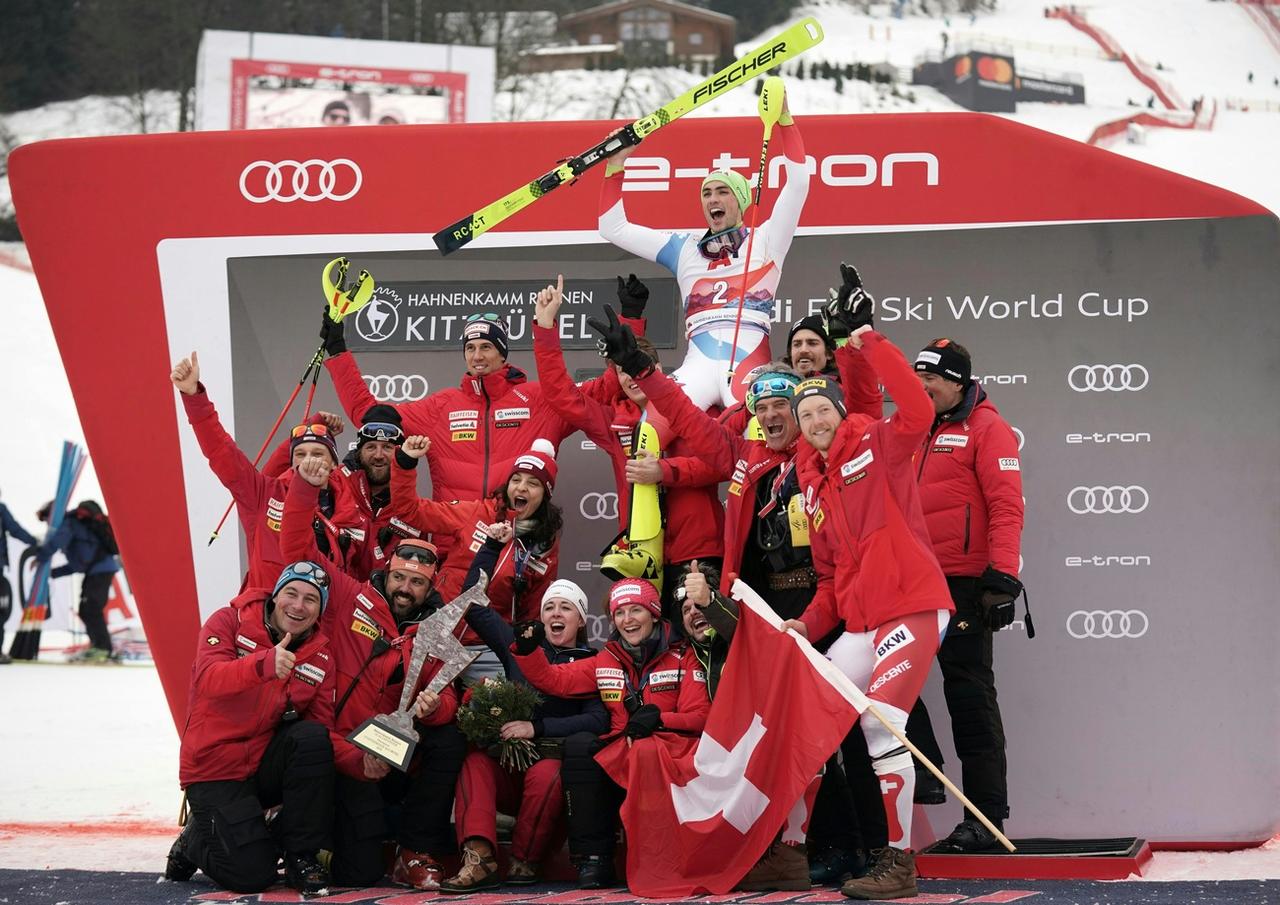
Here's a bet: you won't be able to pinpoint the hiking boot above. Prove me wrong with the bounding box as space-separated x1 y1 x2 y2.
934 818 1001 853
163 828 197 882
392 847 444 891
809 846 867 885
739 841 809 891
285 851 331 897
840 847 916 900
914 768 946 804
575 854 616 889
439 840 501 894
506 857 540 885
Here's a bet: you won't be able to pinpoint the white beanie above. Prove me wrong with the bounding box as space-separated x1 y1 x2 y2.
541 579 589 622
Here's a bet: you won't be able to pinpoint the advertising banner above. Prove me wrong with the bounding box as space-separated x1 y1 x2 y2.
12 112 1278 845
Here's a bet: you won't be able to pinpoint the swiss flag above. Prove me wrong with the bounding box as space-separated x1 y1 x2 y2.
619 580 866 898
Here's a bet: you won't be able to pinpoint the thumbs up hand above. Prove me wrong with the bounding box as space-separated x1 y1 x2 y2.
683 560 710 608
272 632 296 680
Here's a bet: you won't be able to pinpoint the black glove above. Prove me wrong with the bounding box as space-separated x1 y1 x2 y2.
979 566 1022 631
616 273 650 319
824 262 874 333
624 703 662 739
586 305 654 378
513 620 546 656
320 305 347 356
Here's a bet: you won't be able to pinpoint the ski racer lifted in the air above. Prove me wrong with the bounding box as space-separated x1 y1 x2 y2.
598 81 810 411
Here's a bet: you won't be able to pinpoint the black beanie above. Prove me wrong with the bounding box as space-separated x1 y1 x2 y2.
357 404 404 449
914 339 971 386
790 376 847 419
787 315 836 353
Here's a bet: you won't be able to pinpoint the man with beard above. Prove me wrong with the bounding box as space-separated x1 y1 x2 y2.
281 457 466 892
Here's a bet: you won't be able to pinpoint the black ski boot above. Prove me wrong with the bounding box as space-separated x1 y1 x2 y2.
285 851 331 897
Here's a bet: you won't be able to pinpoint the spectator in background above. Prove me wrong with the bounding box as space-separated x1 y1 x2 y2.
0 491 39 664
34 500 120 662
322 100 352 125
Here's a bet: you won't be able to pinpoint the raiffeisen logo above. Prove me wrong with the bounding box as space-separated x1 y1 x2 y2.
621 151 939 193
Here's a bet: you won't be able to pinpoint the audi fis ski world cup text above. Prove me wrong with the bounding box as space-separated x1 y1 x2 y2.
876 292 1148 322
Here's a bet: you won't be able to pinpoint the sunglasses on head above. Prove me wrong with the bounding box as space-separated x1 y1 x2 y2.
291 423 330 438
287 561 330 587
465 312 503 325
358 421 403 442
394 545 438 566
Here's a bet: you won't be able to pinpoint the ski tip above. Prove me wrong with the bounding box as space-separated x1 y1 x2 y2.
800 17 824 43
432 216 480 256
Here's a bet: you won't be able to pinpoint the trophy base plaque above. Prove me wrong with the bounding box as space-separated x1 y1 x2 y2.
348 714 418 773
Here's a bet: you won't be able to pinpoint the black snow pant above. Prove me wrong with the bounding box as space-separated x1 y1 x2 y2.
182 720 334 892
80 572 114 652
906 576 1010 821
561 731 623 858
807 755 866 855
329 721 467 886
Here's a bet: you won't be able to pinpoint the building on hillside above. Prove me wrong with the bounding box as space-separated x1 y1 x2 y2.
520 0 736 73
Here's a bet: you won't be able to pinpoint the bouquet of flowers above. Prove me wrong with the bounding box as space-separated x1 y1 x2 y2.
456 676 544 771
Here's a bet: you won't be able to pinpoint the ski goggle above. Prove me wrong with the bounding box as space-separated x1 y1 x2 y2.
698 226 747 259
286 561 330 586
465 312 504 325
358 421 403 443
745 373 799 414
291 422 331 438
393 544 438 566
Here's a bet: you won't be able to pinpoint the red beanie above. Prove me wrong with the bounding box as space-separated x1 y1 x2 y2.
510 439 558 495
608 579 662 619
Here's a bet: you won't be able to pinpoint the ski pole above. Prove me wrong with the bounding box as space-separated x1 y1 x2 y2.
207 349 323 545
726 76 786 384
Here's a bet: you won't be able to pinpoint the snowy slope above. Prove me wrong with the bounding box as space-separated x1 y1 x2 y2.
1085 0 1280 109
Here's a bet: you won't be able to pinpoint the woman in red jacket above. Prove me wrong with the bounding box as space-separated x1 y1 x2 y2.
782 320 954 901
512 578 709 889
386 434 561 678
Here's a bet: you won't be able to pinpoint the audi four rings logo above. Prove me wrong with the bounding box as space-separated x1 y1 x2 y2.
1068 485 1149 514
239 159 362 203
579 492 619 521
363 375 429 402
1066 610 1149 639
1068 364 1149 392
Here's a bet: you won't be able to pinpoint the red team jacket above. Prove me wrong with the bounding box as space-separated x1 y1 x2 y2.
385 457 558 629
915 385 1024 578
183 388 371 588
179 593 336 786
532 324 724 564
280 477 460 779
797 332 954 638
514 626 709 782
634 345 883 591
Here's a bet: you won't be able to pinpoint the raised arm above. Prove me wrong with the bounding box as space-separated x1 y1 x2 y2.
598 135 687 271
763 115 810 263
171 352 268 515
